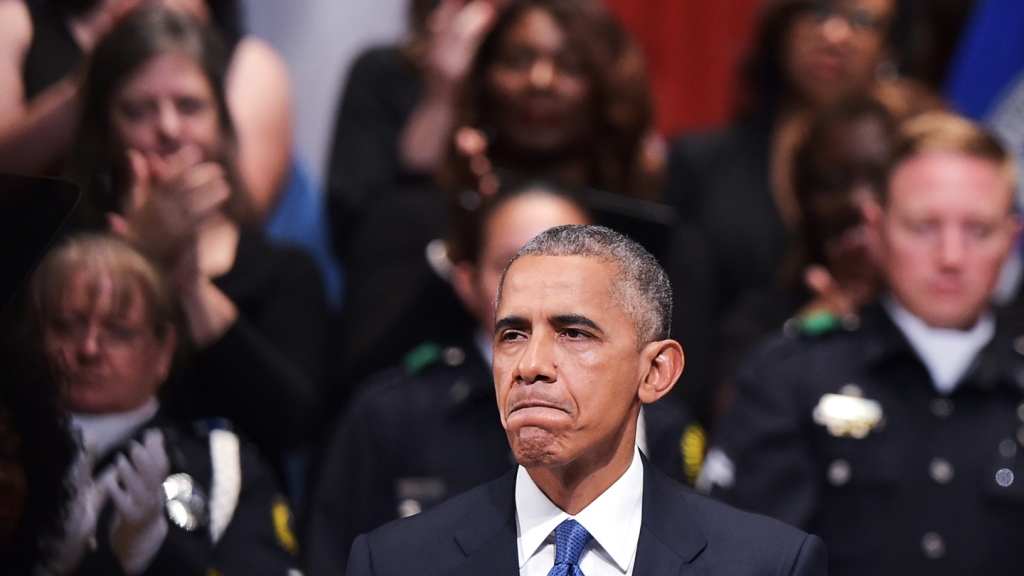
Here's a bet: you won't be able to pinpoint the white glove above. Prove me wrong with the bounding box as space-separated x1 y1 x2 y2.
105 429 170 575
38 451 114 576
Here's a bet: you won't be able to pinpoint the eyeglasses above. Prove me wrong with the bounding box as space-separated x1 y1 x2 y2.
48 318 156 349
797 1 889 33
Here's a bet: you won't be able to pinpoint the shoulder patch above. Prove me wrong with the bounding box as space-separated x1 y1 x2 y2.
272 496 299 556
403 342 443 374
681 423 707 486
785 310 860 339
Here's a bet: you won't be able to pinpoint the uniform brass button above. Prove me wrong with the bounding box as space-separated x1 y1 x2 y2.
996 468 1015 488
1000 439 1017 458
443 346 465 367
839 384 863 397
930 398 953 418
828 459 851 486
841 315 861 331
929 458 954 484
922 532 946 559
448 380 471 403
1015 336 1024 356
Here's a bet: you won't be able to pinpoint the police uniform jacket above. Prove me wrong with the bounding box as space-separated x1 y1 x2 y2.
72 414 300 576
707 303 1024 575
303 341 696 576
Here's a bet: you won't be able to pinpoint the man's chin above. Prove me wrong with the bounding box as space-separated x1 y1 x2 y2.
510 426 565 468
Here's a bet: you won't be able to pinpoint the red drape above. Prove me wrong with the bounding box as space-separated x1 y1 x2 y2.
604 0 763 137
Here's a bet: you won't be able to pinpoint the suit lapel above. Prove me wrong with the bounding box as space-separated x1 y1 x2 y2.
633 457 708 576
448 470 520 576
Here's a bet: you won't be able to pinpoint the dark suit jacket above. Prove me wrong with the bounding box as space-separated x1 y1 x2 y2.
345 458 826 575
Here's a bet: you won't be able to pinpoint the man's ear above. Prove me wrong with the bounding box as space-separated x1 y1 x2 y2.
638 339 684 405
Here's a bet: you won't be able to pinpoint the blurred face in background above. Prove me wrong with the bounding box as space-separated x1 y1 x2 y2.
0 402 26 548
873 152 1019 329
42 268 176 414
110 51 221 164
783 0 893 109
454 191 590 333
804 114 889 296
485 7 594 158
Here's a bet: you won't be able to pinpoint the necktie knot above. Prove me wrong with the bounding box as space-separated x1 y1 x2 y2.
553 519 592 567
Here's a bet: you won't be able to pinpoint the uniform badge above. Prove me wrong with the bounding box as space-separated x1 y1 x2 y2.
163 473 209 531
813 393 884 438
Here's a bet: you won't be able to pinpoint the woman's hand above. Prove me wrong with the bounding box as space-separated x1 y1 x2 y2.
110 146 230 267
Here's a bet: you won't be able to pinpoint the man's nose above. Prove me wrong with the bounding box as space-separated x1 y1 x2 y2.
529 59 556 90
514 331 556 384
938 227 966 269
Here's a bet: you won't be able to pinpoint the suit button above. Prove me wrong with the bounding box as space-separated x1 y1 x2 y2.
1015 336 1024 356
1017 402 1024 421
996 468 1015 487
929 458 954 484
930 398 953 418
922 533 945 559
828 459 851 486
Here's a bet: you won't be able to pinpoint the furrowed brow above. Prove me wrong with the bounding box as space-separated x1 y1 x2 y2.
494 316 529 334
550 314 602 333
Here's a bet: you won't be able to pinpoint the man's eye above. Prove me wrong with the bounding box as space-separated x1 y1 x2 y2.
562 328 589 339
499 330 525 342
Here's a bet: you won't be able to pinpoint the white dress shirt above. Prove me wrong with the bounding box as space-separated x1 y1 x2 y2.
883 296 994 394
516 445 644 576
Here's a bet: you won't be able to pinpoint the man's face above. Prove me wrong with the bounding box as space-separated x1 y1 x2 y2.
42 269 176 413
493 255 644 470
877 152 1018 328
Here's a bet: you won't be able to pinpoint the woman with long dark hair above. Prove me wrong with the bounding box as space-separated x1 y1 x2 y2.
71 7 327 469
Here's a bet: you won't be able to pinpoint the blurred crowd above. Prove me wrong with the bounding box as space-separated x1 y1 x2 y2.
2 0 1024 574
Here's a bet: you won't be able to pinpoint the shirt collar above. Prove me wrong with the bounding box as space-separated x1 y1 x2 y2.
515 445 644 572
71 398 159 458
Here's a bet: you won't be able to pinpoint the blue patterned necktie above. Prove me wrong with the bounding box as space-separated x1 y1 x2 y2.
547 519 592 576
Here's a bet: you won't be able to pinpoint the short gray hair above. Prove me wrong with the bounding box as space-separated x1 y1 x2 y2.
497 225 672 345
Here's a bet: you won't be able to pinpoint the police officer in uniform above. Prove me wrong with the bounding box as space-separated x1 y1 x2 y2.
702 111 1024 575
303 183 695 576
29 234 300 576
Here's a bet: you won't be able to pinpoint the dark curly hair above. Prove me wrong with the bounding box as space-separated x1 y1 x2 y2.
439 0 654 199
737 0 907 119
0 315 76 575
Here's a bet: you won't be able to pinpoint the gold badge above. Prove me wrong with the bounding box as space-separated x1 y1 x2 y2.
813 393 883 438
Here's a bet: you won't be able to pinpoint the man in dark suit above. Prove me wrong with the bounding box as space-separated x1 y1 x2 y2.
346 224 826 576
